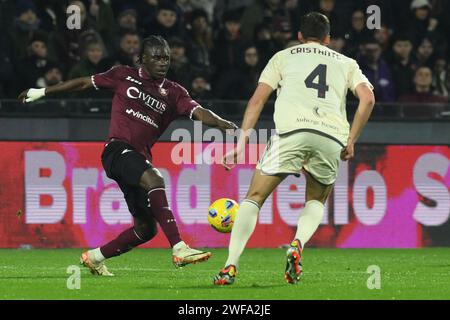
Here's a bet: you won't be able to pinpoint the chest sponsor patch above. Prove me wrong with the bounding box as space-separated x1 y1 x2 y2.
126 86 167 114
125 108 159 128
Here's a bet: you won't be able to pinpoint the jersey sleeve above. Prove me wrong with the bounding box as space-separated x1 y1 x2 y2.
258 52 282 90
174 84 201 119
91 65 122 90
347 60 373 93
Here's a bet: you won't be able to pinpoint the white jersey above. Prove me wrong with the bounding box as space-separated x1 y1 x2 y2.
259 42 372 145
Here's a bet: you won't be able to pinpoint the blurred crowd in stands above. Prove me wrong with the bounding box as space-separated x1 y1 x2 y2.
1 0 450 113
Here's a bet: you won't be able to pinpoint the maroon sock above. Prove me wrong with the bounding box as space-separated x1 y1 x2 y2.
148 188 182 247
100 227 146 258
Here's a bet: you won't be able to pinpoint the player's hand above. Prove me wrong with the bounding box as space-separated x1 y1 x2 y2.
221 120 238 132
18 88 46 103
222 147 244 171
340 139 354 161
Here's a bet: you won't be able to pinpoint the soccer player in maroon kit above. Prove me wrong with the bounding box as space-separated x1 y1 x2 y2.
19 36 237 276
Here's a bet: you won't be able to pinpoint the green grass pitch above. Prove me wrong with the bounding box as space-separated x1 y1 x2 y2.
0 248 449 300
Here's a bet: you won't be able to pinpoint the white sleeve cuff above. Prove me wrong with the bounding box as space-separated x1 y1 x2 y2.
352 81 374 94
91 75 99 90
189 105 201 120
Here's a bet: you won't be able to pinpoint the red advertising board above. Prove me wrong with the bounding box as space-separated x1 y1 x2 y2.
0 142 448 248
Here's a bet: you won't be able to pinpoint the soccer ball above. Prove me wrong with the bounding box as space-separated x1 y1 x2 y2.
208 198 239 233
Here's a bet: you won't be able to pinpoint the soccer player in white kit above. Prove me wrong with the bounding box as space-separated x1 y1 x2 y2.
214 12 375 285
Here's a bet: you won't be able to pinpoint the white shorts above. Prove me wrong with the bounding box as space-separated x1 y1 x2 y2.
256 130 344 185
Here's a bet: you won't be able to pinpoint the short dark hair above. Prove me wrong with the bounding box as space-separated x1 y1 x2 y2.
300 12 330 41
191 9 208 23
168 37 186 48
392 34 413 45
359 34 379 46
28 31 48 46
222 9 241 24
138 35 169 63
120 30 140 40
158 2 177 13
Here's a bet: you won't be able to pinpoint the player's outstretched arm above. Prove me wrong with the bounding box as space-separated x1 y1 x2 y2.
18 76 94 103
341 83 375 161
222 82 273 170
192 106 238 132
237 83 273 146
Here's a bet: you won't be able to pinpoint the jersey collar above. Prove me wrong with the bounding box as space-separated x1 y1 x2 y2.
138 67 166 87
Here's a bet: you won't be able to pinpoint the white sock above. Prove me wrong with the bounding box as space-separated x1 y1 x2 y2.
172 241 186 252
225 199 260 267
294 200 325 247
89 247 105 263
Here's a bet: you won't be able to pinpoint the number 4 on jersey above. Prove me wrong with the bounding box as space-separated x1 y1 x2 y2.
305 64 329 99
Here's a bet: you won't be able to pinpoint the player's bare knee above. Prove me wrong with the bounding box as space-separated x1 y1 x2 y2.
245 190 266 207
306 194 327 204
306 185 333 204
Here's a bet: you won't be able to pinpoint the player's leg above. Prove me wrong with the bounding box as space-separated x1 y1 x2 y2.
295 169 333 244
285 170 334 284
100 141 210 266
214 169 286 285
82 217 157 275
81 141 159 275
139 168 212 267
139 168 181 247
227 169 287 266
96 194 158 259
81 187 158 276
285 133 341 284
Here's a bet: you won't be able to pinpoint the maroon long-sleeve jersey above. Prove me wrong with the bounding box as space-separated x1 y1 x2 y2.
91 65 200 161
